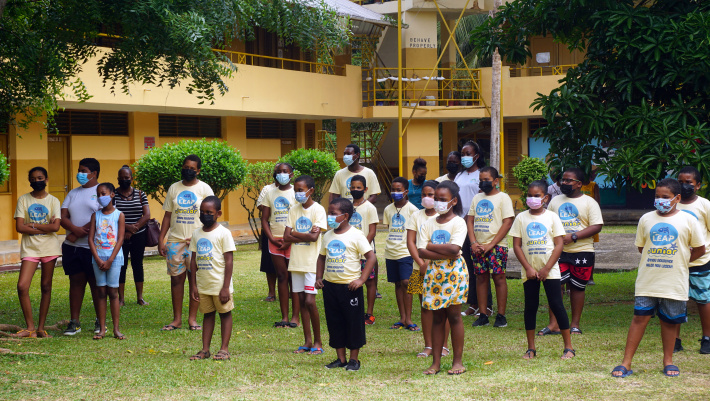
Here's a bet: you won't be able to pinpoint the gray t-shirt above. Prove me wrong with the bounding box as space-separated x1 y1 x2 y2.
61 184 101 248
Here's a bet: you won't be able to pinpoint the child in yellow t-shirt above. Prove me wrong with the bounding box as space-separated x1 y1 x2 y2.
612 179 705 378
316 198 376 371
188 196 237 361
284 175 328 355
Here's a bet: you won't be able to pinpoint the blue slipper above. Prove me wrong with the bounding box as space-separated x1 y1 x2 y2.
389 322 405 330
611 365 633 378
293 346 310 354
308 347 324 355
663 364 680 377
406 324 421 332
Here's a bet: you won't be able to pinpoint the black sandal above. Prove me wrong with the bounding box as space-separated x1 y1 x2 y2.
562 348 576 359
523 349 536 359
274 321 288 328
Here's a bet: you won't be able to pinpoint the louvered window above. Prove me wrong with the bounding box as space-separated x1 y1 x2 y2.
51 110 128 136
159 115 221 138
246 119 297 139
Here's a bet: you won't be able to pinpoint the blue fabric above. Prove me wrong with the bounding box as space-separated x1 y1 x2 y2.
408 180 423 209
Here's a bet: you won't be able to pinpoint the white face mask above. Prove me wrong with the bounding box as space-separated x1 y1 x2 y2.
435 200 452 215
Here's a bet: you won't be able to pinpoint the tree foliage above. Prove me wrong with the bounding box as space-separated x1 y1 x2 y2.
511 155 549 206
0 0 350 128
0 151 10 186
279 148 340 202
239 161 275 244
471 0 710 193
132 139 247 203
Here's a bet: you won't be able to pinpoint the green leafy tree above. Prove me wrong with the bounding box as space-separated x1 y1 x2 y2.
471 0 710 193
133 139 247 203
239 161 277 244
1 0 349 128
0 151 10 186
279 148 340 202
511 155 549 207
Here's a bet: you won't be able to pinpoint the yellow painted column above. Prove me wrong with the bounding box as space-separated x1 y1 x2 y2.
441 121 458 155
222 116 248 226
402 119 440 180
335 119 351 167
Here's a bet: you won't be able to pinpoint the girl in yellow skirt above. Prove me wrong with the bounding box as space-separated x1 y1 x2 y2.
417 181 469 375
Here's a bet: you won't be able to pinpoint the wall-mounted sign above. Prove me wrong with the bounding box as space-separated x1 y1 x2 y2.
408 37 436 49
144 136 155 150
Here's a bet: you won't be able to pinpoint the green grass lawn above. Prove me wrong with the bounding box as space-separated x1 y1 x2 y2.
1 233 709 400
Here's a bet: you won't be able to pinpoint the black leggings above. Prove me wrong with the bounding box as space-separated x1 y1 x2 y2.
523 279 570 331
462 236 493 308
119 230 146 284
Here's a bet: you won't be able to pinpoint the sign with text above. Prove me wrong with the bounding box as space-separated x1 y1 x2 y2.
144 136 155 150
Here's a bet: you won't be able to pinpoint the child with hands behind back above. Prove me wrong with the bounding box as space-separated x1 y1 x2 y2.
88 183 125 340
316 198 376 371
510 180 575 360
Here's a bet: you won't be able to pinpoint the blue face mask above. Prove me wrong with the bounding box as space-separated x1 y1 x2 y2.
295 191 310 204
391 192 405 202
276 173 290 185
343 155 355 166
98 195 112 208
77 172 89 185
461 156 476 169
654 198 675 214
327 214 343 229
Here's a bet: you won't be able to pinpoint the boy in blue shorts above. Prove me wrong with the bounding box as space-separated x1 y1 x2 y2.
612 179 705 378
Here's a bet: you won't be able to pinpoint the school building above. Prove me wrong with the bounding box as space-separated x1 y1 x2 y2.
1 0 595 243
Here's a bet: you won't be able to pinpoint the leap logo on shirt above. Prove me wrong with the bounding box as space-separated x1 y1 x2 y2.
349 212 362 228
650 223 678 246
327 240 346 257
273 196 291 211
345 177 353 191
681 210 699 220
476 200 494 216
295 216 313 233
431 230 451 245
196 238 213 255
526 222 547 239
391 214 405 228
558 203 580 221
28 204 49 223
177 191 197 208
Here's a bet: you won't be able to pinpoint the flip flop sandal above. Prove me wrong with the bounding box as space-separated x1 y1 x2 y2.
663 364 680 377
15 329 37 338
447 368 467 375
293 346 310 354
423 368 440 375
389 322 405 330
93 334 105 340
213 350 230 361
562 348 576 359
537 327 561 336
570 327 583 334
308 347 324 355
406 324 421 332
263 296 276 302
190 350 211 360
36 330 52 339
274 321 288 328
417 347 433 358
611 365 633 378
524 349 537 359
189 325 202 331
287 322 299 328
161 324 180 331
114 334 127 340
442 347 450 357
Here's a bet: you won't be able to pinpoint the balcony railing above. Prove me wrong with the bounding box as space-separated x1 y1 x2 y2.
214 49 344 76
362 67 483 107
509 64 576 77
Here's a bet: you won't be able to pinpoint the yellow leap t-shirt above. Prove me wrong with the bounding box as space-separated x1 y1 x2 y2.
406 209 437 247
189 224 237 295
349 200 379 243
677 196 710 268
262 186 296 237
548 194 603 253
14 193 62 258
417 216 467 257
383 202 420 260
634 211 705 301
510 210 566 283
163 180 214 243
320 227 372 284
286 202 328 273
468 192 515 247
328 167 381 202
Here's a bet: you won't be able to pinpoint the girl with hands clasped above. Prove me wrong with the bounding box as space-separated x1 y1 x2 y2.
88 183 126 340
510 180 574 360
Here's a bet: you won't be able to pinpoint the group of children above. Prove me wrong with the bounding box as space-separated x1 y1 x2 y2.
12 147 710 378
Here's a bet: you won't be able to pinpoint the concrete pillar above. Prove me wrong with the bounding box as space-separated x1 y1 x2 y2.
335 119 351 167
222 116 248 225
402 119 439 180
441 121 458 160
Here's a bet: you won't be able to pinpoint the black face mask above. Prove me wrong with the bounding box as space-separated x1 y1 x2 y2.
118 179 132 190
199 213 216 228
446 162 459 175
181 168 197 181
478 181 494 194
560 183 574 196
350 189 365 200
681 183 696 200
417 175 427 183
30 180 46 191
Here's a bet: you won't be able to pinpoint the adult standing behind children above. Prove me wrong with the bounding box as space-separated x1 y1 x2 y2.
435 151 461 183
284 175 328 355
384 177 421 331
14 167 62 338
261 163 299 328
407 158 428 209
158 154 214 331
329 144 381 203
455 141 493 318
541 167 603 336
257 164 280 302
115 165 151 307
61 158 102 336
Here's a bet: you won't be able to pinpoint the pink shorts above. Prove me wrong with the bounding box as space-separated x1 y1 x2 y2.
22 255 59 263
268 238 291 259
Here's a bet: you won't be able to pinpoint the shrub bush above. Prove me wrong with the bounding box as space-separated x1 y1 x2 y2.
512 155 549 207
279 148 340 202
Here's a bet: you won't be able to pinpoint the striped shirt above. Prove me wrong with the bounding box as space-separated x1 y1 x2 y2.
115 188 149 234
